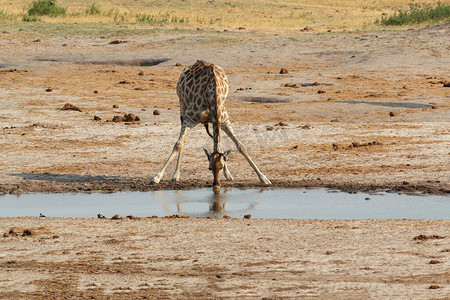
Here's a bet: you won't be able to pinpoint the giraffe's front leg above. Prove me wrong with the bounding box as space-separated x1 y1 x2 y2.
151 126 190 184
223 161 233 181
222 121 271 185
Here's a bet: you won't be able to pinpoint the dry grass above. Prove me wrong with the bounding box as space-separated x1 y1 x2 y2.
0 0 448 31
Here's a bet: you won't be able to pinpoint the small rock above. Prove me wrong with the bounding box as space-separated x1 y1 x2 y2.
22 229 33 236
123 113 140 122
153 110 160 115
243 214 251 219
413 234 445 241
175 63 182 66
112 115 123 122
431 105 438 109
277 122 288 127
238 27 246 30
109 40 127 44
330 118 342 122
46 88 53 92
111 214 122 220
266 126 274 131
93 90 98 94
138 71 144 76
61 103 82 112
93 115 101 121
365 197 371 201
113 104 119 108
300 124 311 130
429 285 441 289
443 82 450 87
429 260 441 264
317 90 326 94
279 68 288 74
389 112 396 117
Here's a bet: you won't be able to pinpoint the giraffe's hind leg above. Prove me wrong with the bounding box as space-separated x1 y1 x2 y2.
222 121 271 185
151 126 191 184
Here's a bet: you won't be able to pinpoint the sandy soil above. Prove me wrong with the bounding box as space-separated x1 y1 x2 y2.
0 218 449 299
0 23 449 298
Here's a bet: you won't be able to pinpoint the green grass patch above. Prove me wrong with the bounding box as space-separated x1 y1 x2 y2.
378 2 450 25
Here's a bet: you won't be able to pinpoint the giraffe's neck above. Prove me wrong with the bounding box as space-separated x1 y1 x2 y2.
211 69 222 154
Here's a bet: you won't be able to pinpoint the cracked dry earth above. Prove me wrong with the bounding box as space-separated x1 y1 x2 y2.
0 23 449 298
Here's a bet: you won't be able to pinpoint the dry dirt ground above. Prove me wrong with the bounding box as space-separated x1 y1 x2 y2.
0 218 448 299
0 23 449 298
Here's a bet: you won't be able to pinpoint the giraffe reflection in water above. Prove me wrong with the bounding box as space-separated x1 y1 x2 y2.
163 188 257 218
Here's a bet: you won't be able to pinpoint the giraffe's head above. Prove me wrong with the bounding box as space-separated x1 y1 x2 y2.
204 149 231 189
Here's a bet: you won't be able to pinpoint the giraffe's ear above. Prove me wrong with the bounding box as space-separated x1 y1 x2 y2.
203 148 212 161
223 149 232 159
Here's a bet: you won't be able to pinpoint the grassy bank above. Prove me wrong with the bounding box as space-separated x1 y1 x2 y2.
0 0 448 31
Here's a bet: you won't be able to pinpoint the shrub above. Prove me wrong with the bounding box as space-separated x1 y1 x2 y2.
378 2 450 25
86 3 101 16
23 15 41 22
27 0 66 17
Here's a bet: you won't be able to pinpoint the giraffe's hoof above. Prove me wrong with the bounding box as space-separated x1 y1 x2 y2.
150 178 160 185
260 176 272 185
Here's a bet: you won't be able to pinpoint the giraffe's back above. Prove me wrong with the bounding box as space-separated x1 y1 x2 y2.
177 60 229 126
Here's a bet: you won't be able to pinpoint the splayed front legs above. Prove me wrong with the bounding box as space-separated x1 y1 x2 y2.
151 126 190 184
222 121 271 185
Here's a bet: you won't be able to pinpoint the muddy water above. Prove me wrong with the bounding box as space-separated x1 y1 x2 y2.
0 188 449 219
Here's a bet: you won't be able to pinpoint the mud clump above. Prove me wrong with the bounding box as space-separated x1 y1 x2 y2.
164 214 189 219
429 260 441 264
333 141 382 151
284 83 299 88
22 229 33 236
3 228 34 237
109 40 128 44
429 285 441 289
112 114 140 123
111 214 123 220
413 234 445 241
61 103 82 112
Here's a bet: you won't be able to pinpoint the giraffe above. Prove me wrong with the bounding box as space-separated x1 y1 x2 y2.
151 60 271 189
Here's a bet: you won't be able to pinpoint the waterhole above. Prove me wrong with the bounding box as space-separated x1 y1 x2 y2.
1 188 448 219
